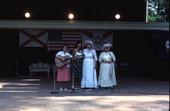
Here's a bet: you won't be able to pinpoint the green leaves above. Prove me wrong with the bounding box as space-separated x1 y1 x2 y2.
148 0 169 22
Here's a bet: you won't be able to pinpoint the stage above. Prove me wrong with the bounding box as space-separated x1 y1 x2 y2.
0 77 169 111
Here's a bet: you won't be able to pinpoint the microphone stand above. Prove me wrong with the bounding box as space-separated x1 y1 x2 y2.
51 63 58 94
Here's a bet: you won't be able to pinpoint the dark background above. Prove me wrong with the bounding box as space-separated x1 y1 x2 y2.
1 29 169 80
0 0 146 21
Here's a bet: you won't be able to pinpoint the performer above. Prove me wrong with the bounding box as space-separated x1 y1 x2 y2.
55 45 72 91
98 43 117 88
81 40 98 89
71 41 83 90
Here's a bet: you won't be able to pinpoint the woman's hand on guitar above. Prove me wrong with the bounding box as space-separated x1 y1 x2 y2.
61 58 66 61
66 60 71 64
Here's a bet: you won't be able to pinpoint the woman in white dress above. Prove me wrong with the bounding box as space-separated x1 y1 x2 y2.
81 40 98 89
98 43 117 88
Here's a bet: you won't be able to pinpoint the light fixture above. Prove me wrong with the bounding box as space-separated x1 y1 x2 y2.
25 12 30 18
68 13 74 20
115 14 121 20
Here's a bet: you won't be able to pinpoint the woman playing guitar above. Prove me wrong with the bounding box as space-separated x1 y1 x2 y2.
55 45 72 91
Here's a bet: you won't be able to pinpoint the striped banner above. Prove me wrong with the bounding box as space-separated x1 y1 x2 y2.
48 31 82 51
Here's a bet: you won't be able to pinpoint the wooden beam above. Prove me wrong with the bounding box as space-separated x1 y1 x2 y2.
0 20 169 31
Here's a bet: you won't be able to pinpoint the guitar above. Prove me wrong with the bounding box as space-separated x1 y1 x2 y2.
55 56 77 68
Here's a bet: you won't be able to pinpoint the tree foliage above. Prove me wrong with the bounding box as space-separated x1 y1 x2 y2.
148 0 169 22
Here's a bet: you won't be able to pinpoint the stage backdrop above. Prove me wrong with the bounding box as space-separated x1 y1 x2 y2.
48 30 113 51
19 30 113 51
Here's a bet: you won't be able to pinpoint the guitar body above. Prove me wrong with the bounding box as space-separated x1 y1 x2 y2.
55 58 70 68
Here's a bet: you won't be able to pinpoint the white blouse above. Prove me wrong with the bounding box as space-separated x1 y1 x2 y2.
83 49 97 61
74 49 83 56
99 51 116 63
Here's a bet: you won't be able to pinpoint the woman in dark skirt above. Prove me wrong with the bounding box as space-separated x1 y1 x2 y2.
71 41 83 90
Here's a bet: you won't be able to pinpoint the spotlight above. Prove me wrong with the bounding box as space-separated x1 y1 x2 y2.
25 12 30 18
68 13 74 20
115 14 120 20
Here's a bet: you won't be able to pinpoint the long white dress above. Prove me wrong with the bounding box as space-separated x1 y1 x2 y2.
98 51 117 87
81 49 98 88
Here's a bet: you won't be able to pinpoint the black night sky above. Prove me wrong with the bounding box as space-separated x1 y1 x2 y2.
0 0 146 21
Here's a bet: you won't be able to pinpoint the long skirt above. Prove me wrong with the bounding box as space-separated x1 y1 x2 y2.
57 65 71 82
98 63 117 87
71 58 83 78
81 59 98 88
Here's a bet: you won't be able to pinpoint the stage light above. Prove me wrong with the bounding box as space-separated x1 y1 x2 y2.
68 13 74 20
115 14 120 20
25 12 30 18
